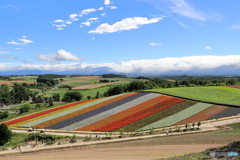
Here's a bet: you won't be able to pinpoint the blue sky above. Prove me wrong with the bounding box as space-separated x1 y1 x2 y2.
1 0 240 74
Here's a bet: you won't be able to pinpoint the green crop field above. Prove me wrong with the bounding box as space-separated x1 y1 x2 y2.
10 76 38 82
145 86 240 106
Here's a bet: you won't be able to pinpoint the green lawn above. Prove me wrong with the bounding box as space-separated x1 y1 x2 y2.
145 86 240 106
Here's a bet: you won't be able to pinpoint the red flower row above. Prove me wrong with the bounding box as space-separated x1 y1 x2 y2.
94 97 184 131
4 99 92 126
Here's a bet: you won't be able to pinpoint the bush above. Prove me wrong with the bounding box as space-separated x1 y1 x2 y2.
19 104 31 114
0 123 12 145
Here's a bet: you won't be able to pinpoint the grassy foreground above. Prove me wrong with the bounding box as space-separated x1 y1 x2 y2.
145 86 240 106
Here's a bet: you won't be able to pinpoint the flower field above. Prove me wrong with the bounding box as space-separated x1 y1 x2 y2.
4 91 240 132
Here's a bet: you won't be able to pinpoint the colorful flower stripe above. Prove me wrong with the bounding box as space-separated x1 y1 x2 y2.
11 99 97 127
121 100 196 132
19 94 126 128
5 99 93 126
174 105 228 126
137 102 213 131
75 94 167 131
33 92 137 129
94 97 184 131
207 107 240 120
59 92 153 130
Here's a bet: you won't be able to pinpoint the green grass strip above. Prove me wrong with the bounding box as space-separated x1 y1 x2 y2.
145 86 240 106
137 102 213 131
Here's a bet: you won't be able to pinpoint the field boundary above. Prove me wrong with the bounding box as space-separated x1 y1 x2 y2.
142 90 240 108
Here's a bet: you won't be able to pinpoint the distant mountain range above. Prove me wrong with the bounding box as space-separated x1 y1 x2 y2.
0 68 240 76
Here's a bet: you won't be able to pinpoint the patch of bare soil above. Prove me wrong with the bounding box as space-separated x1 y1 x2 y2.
0 80 34 86
1 133 238 160
76 76 102 80
73 81 131 90
0 144 225 160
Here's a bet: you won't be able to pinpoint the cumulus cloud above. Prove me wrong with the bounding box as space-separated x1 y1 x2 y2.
88 17 162 34
81 21 91 26
53 19 64 23
36 49 83 62
3 55 240 74
104 0 111 5
98 7 104 10
150 42 162 46
80 8 97 15
205 46 212 50
66 20 73 24
69 14 79 21
6 36 33 45
88 17 99 21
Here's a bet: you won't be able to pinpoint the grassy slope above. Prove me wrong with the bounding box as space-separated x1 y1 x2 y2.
145 86 240 106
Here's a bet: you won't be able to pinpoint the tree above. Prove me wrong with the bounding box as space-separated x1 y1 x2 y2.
48 97 53 107
87 96 91 100
95 91 100 99
0 123 12 145
197 121 201 129
192 122 195 129
20 104 31 114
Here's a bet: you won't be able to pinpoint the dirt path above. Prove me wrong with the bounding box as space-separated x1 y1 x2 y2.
1 116 239 159
0 144 225 160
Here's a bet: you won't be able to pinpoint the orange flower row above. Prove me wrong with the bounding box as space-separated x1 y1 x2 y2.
174 105 228 126
75 95 171 131
33 93 137 129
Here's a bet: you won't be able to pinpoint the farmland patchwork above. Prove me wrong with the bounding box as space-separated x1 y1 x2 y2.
5 92 240 132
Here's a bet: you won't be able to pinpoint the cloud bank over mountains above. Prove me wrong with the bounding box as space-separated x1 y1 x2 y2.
2 55 240 75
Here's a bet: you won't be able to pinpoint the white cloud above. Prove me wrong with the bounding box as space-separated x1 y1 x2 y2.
3 5 20 11
88 17 162 34
98 7 104 10
3 55 240 74
6 40 20 45
37 49 82 61
53 24 67 27
81 21 91 26
150 42 162 46
88 17 99 21
205 46 212 50
69 14 79 21
57 28 64 30
65 20 73 24
168 0 205 20
80 8 97 15
19 38 33 45
230 24 240 29
104 0 110 5
101 13 106 16
2 55 32 64
6 36 33 45
54 19 64 23
107 6 117 10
